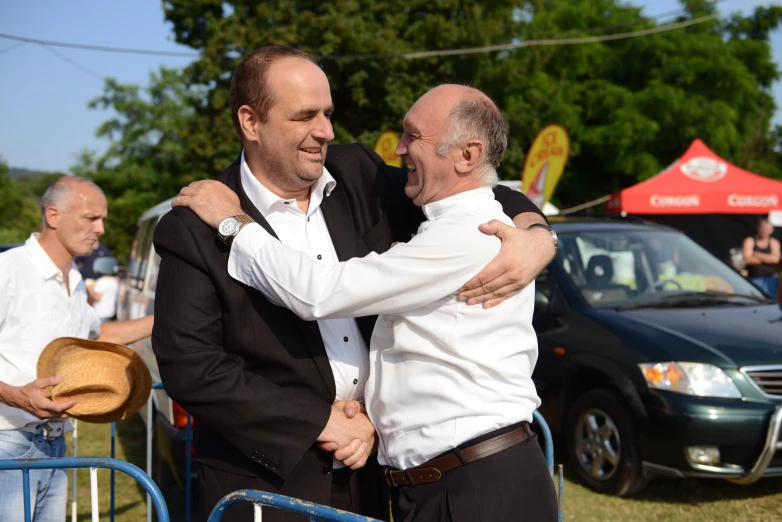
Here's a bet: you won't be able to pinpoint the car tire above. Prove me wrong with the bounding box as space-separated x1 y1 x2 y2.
565 389 648 496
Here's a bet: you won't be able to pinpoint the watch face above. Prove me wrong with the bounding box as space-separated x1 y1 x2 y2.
219 217 239 237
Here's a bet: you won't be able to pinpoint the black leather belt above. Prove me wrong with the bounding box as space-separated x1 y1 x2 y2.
384 423 533 487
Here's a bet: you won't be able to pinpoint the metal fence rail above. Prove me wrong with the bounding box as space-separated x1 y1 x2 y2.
73 382 562 522
207 490 383 522
0 457 169 522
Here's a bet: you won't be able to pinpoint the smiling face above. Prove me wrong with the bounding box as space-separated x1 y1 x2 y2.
395 88 458 206
247 57 335 193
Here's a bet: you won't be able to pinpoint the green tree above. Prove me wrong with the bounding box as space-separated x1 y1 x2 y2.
82 0 781 232
74 68 205 260
159 0 781 207
0 157 42 244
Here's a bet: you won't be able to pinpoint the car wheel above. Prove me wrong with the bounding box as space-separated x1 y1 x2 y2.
565 389 648 496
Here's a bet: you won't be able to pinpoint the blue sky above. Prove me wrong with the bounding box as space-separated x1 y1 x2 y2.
0 0 779 172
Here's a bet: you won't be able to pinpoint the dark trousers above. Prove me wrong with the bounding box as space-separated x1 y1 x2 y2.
195 463 376 522
391 428 558 522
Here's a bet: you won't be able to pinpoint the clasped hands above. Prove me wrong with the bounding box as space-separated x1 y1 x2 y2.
317 400 376 470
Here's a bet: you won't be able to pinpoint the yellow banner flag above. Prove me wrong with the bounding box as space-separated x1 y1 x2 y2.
374 130 403 168
521 125 570 209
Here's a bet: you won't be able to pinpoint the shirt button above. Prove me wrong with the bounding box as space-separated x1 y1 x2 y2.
343 336 348 342
322 464 332 475
353 379 358 385
307 217 310 222
284 201 291 205
317 255 322 260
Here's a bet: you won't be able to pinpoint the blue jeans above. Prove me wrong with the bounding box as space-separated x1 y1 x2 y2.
749 276 778 300
0 430 68 522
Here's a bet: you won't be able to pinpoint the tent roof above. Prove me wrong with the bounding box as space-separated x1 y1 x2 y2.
606 139 782 214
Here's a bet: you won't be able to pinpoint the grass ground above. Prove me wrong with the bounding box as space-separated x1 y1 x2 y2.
64 416 149 521
66 417 782 521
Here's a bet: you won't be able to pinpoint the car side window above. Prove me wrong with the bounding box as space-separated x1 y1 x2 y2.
128 219 155 291
147 250 161 294
535 268 553 313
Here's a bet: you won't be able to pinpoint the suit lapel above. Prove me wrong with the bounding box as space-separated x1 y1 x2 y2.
222 158 337 401
321 184 361 262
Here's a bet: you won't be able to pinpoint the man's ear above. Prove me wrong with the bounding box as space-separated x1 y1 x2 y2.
454 140 484 174
238 105 262 142
44 206 61 230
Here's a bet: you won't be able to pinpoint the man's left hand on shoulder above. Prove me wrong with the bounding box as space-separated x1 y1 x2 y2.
458 214 557 309
172 180 243 229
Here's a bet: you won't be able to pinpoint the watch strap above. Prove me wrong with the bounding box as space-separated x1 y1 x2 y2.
527 223 558 250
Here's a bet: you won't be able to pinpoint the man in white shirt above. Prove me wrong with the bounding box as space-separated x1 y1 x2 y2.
0 176 154 522
174 84 558 521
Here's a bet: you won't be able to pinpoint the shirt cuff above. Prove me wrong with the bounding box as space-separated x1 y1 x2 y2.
227 223 273 284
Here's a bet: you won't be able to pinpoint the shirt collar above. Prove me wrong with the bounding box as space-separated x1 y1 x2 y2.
422 186 495 220
24 233 61 280
240 150 337 217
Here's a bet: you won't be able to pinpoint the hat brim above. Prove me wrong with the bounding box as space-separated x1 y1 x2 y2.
38 337 152 424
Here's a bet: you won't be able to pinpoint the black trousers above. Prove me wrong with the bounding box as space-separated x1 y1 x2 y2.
390 428 558 522
195 462 382 522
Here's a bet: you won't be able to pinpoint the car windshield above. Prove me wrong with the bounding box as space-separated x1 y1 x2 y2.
555 228 772 309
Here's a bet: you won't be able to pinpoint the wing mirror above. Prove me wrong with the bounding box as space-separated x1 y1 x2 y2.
93 256 119 276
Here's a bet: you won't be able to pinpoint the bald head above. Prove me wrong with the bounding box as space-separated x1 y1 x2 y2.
41 176 105 227
422 84 507 182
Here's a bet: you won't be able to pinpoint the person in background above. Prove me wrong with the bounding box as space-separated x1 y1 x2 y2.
0 176 154 522
88 273 120 323
743 218 780 299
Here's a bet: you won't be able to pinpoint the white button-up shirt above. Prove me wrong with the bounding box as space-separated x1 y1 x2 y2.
240 153 369 469
0 234 101 430
228 186 541 470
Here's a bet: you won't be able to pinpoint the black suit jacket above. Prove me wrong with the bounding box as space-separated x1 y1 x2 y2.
151 143 542 512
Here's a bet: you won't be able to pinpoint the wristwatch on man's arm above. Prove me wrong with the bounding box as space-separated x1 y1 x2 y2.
527 223 559 252
217 215 255 246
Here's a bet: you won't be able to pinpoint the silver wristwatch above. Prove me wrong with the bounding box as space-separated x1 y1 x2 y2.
528 223 559 251
217 215 254 246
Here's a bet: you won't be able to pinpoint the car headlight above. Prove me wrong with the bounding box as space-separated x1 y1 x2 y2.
638 362 742 398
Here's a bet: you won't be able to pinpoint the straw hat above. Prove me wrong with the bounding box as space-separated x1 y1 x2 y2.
37 337 152 424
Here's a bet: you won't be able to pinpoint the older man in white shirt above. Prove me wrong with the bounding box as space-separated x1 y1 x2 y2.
174 84 558 521
0 176 154 522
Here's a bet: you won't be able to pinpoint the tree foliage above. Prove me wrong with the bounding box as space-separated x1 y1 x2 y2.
0 157 57 245
61 0 782 260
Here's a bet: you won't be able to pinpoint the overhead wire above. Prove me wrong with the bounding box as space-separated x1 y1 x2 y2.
0 4 727 63
0 41 26 54
39 44 105 81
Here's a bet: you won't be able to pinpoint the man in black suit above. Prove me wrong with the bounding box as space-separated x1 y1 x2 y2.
152 46 556 521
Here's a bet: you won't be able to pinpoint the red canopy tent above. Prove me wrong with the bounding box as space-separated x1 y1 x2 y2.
607 139 782 215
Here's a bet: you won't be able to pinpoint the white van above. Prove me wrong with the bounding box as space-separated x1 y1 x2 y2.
116 197 195 509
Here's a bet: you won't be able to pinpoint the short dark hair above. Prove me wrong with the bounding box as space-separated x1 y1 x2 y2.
229 45 316 137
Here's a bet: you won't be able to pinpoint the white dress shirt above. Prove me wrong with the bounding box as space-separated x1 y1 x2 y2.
0 234 101 431
228 186 541 470
239 153 369 468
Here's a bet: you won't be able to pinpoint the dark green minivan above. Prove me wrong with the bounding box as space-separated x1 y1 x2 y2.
533 218 782 496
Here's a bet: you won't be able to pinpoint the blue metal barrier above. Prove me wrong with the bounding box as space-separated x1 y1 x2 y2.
532 410 564 522
207 490 382 522
0 457 170 522
139 383 562 522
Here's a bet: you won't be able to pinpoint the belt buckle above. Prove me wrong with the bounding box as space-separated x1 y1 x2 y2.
41 421 62 440
384 468 398 487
